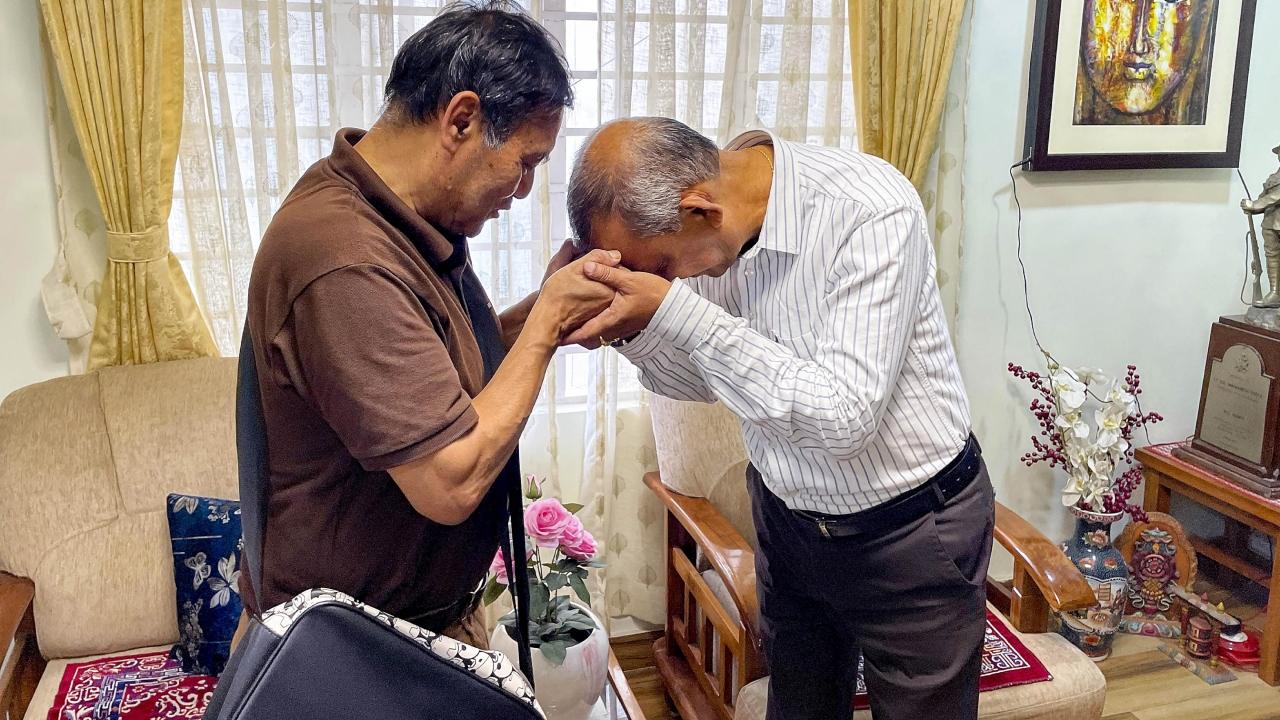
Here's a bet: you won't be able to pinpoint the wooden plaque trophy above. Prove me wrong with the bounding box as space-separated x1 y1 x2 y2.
1174 318 1280 497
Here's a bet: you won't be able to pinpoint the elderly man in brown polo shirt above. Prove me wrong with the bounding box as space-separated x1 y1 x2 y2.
238 1 616 648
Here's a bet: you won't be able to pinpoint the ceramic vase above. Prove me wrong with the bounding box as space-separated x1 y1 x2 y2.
490 603 609 720
1057 504 1130 661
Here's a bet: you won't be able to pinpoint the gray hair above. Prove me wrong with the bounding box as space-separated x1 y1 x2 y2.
567 117 720 248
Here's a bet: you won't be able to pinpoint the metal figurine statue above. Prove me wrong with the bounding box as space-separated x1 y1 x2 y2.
1241 145 1280 322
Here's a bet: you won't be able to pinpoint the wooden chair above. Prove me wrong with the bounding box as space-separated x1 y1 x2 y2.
645 470 1108 720
0 575 40 720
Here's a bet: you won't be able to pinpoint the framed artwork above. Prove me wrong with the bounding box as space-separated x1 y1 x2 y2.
1024 0 1256 171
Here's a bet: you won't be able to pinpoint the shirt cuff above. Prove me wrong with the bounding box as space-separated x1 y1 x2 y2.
616 327 666 363
647 279 722 355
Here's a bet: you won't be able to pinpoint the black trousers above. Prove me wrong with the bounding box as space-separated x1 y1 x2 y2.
748 462 994 720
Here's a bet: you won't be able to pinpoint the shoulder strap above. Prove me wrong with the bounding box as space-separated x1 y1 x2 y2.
236 326 270 610
454 268 536 687
500 475 536 686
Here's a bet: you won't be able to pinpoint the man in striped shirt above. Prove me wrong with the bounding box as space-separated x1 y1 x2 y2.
565 117 994 720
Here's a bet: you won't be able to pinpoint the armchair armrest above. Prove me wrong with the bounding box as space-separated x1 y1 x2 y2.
994 502 1096 632
645 472 763 720
0 573 31 645
0 573 36 717
644 473 759 635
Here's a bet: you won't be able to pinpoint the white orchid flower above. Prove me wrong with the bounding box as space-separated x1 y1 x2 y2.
1056 411 1091 440
1104 379 1137 414
1064 468 1107 508
1065 440 1090 467
1062 470 1089 506
1081 482 1108 506
1095 405 1127 448
1075 367 1108 385
1051 371 1088 410
1087 450 1113 475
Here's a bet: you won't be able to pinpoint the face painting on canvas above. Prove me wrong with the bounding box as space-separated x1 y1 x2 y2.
1074 0 1219 125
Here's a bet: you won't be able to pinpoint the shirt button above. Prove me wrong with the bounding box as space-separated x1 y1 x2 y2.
744 268 755 277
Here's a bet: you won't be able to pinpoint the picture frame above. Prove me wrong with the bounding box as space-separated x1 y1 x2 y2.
1023 0 1256 171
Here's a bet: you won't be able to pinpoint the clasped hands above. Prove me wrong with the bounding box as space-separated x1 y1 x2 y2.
538 240 671 350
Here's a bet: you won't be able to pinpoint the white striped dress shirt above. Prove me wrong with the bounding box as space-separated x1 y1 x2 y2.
621 130 972 514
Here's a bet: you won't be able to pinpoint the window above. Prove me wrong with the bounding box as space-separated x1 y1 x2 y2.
171 0 852 403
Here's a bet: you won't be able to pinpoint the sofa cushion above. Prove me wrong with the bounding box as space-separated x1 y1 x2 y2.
99 359 239 515
0 373 118 586
22 645 211 720
649 396 748 499
733 612 1106 720
167 493 244 675
32 512 181 661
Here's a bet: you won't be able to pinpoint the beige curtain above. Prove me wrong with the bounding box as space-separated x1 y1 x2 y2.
39 0 218 370
849 0 967 190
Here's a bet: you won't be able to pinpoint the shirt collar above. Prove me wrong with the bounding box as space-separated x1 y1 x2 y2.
328 128 466 271
725 129 801 256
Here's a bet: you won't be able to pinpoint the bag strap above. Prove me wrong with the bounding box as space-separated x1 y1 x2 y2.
452 265 535 686
502 478 536 686
236 326 270 611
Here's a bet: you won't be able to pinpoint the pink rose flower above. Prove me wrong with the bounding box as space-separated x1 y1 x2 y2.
490 549 510 585
563 527 598 561
559 516 586 550
525 498 575 548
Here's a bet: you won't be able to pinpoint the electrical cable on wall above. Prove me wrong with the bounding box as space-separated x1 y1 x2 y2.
1006 159 1156 446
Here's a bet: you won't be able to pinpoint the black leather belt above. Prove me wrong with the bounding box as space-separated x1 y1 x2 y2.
792 434 983 539
402 584 483 632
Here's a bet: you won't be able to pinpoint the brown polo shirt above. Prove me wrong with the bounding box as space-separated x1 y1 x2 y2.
242 128 508 626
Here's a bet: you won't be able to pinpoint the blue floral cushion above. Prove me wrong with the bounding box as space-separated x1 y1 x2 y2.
166 493 243 675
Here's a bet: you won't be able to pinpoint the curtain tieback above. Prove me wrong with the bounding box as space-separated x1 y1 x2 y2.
107 226 170 263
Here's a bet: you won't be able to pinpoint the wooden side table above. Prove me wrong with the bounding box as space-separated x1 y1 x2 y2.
1137 442 1280 685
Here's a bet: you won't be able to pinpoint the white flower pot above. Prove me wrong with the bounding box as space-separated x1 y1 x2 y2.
490 603 609 720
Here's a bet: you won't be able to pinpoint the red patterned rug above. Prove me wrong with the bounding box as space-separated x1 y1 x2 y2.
50 613 1050 717
853 609 1053 710
48 652 216 720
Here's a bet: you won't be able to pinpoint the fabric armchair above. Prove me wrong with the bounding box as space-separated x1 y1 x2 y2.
644 394 1107 720
646 471 1108 720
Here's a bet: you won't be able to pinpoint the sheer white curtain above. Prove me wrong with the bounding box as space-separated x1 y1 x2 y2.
919 0 972 337
577 0 855 628
170 0 852 629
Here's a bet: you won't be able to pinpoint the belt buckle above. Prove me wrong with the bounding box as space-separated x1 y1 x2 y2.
817 519 833 538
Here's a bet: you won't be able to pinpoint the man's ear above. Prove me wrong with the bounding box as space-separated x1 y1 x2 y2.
438 91 483 153
680 190 724 229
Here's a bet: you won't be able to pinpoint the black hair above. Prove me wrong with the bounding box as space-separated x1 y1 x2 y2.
383 0 573 145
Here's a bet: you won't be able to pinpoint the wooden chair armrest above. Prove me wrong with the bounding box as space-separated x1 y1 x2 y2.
643 472 759 636
0 573 32 647
994 502 1094 614
0 573 36 715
